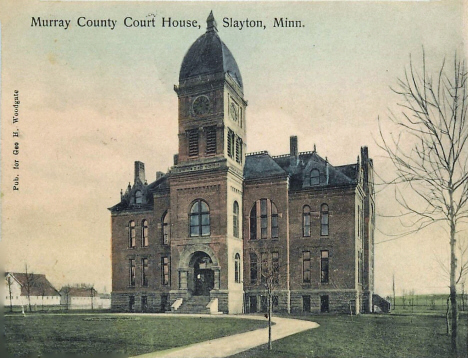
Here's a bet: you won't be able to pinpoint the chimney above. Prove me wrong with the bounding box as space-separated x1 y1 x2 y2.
156 171 164 181
361 146 369 165
174 154 179 165
134 161 145 184
290 136 298 157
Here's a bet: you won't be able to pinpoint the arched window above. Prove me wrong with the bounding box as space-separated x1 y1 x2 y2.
249 199 279 240
141 220 149 247
135 190 142 204
234 253 241 283
162 212 170 245
128 221 136 248
250 253 258 284
190 200 210 237
303 206 311 237
233 201 240 238
321 204 329 236
310 169 320 186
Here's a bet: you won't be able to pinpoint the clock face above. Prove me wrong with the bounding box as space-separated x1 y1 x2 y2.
230 102 239 121
192 96 210 116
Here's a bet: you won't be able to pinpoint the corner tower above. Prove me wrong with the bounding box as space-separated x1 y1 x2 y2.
169 12 246 313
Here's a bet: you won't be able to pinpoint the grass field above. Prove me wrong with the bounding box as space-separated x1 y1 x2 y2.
4 313 267 357
230 313 468 358
391 294 468 314
5 312 468 358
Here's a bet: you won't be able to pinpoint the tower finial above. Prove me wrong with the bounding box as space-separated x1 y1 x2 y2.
207 11 217 32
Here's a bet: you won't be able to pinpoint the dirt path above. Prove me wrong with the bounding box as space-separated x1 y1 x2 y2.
131 314 319 358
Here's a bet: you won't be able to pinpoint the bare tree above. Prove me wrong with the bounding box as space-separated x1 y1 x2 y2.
379 51 468 352
6 274 14 313
90 285 95 311
61 286 71 311
260 256 281 351
24 264 38 312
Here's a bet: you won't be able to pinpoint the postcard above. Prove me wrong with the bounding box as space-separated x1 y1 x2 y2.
2 0 467 357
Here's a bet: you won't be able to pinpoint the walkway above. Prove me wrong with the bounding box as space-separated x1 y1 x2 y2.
131 314 319 358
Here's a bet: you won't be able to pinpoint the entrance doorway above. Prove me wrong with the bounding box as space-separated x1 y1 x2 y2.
192 252 214 296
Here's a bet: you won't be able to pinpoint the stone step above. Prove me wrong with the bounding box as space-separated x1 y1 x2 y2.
173 296 211 314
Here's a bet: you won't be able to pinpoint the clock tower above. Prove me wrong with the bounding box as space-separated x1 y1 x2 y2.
169 12 247 313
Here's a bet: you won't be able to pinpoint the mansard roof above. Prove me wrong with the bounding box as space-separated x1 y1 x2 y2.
244 150 358 190
244 152 288 180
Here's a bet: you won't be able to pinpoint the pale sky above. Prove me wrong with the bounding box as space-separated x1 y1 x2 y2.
1 0 466 296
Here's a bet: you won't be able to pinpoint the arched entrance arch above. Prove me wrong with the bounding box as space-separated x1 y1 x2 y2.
177 245 220 295
191 252 214 296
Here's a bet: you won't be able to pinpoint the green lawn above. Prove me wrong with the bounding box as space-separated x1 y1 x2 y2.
231 313 468 358
4 313 267 357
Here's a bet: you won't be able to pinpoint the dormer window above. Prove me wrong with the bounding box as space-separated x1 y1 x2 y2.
135 190 142 205
310 169 320 185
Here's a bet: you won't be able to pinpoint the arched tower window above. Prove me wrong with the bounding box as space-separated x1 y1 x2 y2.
190 200 210 237
141 220 149 247
233 201 240 238
303 206 311 237
321 204 329 236
250 253 258 284
135 190 143 204
249 199 279 240
162 212 170 245
128 221 136 248
234 253 241 283
310 169 320 186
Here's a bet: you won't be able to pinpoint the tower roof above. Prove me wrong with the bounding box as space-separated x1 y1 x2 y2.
179 11 243 89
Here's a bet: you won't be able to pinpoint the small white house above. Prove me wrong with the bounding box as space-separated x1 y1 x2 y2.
4 272 61 309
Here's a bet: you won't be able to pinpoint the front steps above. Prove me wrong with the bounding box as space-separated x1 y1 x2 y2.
173 296 211 314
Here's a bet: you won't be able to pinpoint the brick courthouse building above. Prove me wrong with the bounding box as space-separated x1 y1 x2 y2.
109 13 376 315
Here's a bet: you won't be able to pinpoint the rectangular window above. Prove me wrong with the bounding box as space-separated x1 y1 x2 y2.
271 213 278 239
188 129 199 157
261 296 268 313
261 199 268 239
142 258 149 287
321 213 329 236
272 295 279 307
320 295 329 313
129 295 135 312
206 126 217 155
129 259 136 286
302 251 311 283
162 256 170 285
261 252 268 284
303 213 311 237
358 251 363 284
321 250 329 283
250 253 258 284
303 295 311 312
141 296 148 312
249 296 257 313
357 205 360 237
272 251 279 284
